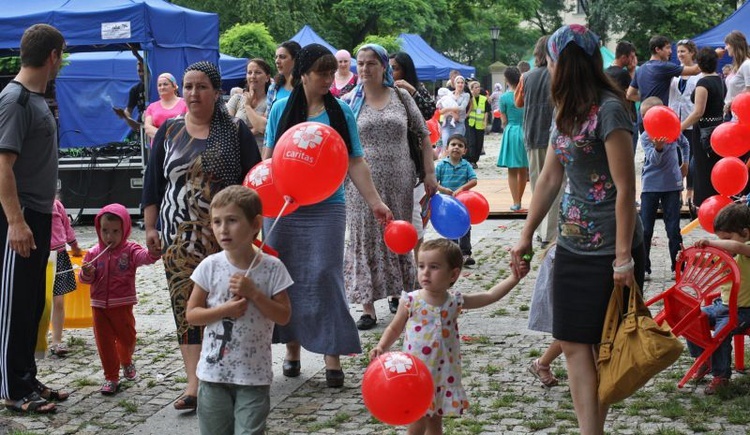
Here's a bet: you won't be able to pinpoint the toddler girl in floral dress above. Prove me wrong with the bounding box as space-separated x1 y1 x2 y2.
371 238 527 434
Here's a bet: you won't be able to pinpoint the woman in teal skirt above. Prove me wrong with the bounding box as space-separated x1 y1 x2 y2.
496 66 529 211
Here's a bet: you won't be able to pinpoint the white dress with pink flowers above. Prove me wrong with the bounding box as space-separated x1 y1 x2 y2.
402 290 469 417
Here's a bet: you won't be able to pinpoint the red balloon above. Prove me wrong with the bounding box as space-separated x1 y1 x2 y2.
243 160 300 218
711 157 749 197
710 122 750 157
493 109 501 119
733 92 750 124
362 352 434 426
271 122 349 206
455 191 490 224
431 109 440 122
643 106 681 143
383 220 419 255
698 195 733 234
426 119 440 144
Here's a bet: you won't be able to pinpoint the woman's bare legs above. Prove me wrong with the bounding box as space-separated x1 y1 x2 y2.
540 339 563 367
508 167 529 207
51 295 65 346
180 343 201 397
560 340 607 435
286 341 301 361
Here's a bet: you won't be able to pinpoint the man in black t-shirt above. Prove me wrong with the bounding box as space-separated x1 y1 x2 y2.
606 41 638 148
113 60 145 132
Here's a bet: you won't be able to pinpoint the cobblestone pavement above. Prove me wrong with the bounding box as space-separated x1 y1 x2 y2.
2 134 749 434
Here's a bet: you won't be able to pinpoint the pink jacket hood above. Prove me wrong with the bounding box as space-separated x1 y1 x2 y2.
94 203 132 250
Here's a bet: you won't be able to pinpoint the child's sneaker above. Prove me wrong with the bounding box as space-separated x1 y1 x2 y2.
704 376 729 395
100 380 119 396
123 363 137 381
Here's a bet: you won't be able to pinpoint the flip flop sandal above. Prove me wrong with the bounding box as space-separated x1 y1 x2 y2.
173 394 197 411
33 382 70 402
49 344 69 357
5 392 56 414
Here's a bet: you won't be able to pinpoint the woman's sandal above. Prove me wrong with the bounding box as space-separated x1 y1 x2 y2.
5 392 56 414
173 394 197 411
49 343 69 357
33 382 69 402
528 358 559 388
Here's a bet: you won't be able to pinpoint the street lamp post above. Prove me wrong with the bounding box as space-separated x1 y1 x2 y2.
490 26 500 63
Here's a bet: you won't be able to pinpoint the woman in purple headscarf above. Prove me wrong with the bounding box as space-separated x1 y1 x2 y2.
510 25 644 434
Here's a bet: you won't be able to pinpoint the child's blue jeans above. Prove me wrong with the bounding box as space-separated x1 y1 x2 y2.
640 190 682 274
686 299 750 379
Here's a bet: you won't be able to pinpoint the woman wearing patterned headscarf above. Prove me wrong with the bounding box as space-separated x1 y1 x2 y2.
344 44 437 331
263 43 392 388
510 25 644 434
142 61 262 411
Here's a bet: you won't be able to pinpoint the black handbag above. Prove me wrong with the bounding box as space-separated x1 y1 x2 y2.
394 88 425 184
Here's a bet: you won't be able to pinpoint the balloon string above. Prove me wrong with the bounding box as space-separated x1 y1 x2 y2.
245 197 293 277
54 244 111 276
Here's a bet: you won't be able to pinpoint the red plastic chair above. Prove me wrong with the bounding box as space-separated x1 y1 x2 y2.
645 246 740 388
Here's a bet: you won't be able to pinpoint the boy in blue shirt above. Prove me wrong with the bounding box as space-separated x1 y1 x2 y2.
639 97 689 279
435 134 478 265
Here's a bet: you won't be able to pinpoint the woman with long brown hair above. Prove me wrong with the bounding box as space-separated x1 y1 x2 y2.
510 25 644 434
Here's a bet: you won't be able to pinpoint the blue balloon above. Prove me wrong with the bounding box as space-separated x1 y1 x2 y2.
429 194 471 239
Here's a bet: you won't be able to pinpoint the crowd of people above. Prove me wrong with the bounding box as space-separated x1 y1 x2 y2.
2 20 750 435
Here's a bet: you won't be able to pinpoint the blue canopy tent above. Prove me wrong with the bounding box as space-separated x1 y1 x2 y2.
398 34 475 82
56 52 247 149
290 25 337 53
0 0 219 148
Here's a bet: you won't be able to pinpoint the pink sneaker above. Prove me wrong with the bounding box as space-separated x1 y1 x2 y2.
704 377 729 395
123 363 137 381
100 380 119 396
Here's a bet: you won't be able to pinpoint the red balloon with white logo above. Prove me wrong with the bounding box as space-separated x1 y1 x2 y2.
242 160 299 218
271 122 349 206
362 352 434 425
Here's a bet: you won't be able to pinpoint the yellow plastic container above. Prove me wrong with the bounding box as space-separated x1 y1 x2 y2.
35 251 56 354
63 250 93 328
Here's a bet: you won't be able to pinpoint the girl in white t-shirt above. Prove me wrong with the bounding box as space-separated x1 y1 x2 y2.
722 31 750 119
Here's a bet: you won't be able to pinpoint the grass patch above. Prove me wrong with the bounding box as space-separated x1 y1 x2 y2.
518 304 529 312
527 348 542 358
481 364 501 376
489 307 508 317
443 417 484 434
66 336 86 346
306 412 352 431
73 377 98 387
118 398 138 413
525 413 555 430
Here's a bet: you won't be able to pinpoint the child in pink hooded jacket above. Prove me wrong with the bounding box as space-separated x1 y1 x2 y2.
79 203 160 395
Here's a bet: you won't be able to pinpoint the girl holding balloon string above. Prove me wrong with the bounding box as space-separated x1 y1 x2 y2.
263 43 394 388
370 238 527 435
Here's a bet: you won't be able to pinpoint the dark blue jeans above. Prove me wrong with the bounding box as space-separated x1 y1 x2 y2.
640 190 682 274
686 299 750 378
452 228 472 256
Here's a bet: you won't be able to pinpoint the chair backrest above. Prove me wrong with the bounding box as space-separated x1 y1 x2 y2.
654 246 740 347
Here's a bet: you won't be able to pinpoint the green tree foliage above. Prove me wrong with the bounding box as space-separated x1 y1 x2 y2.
219 23 277 63
0 57 20 75
580 0 734 52
353 36 402 55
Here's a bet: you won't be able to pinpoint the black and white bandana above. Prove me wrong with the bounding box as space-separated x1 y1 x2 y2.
185 61 241 187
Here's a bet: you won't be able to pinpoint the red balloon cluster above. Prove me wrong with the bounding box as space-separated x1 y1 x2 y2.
711 157 748 197
362 352 434 426
643 106 681 142
271 122 349 206
710 122 750 157
698 195 733 234
455 191 490 224
383 220 418 255
243 160 299 218
733 92 750 124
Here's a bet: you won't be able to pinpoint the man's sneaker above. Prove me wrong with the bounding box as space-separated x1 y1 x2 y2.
100 380 119 396
704 376 729 395
123 364 137 381
463 256 476 266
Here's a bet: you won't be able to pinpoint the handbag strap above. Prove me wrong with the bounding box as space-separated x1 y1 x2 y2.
395 87 418 137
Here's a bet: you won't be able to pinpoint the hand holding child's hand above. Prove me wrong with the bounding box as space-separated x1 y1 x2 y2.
512 259 530 280
223 295 249 319
229 273 257 300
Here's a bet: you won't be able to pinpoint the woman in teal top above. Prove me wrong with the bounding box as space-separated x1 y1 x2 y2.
263 44 391 388
496 66 529 211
